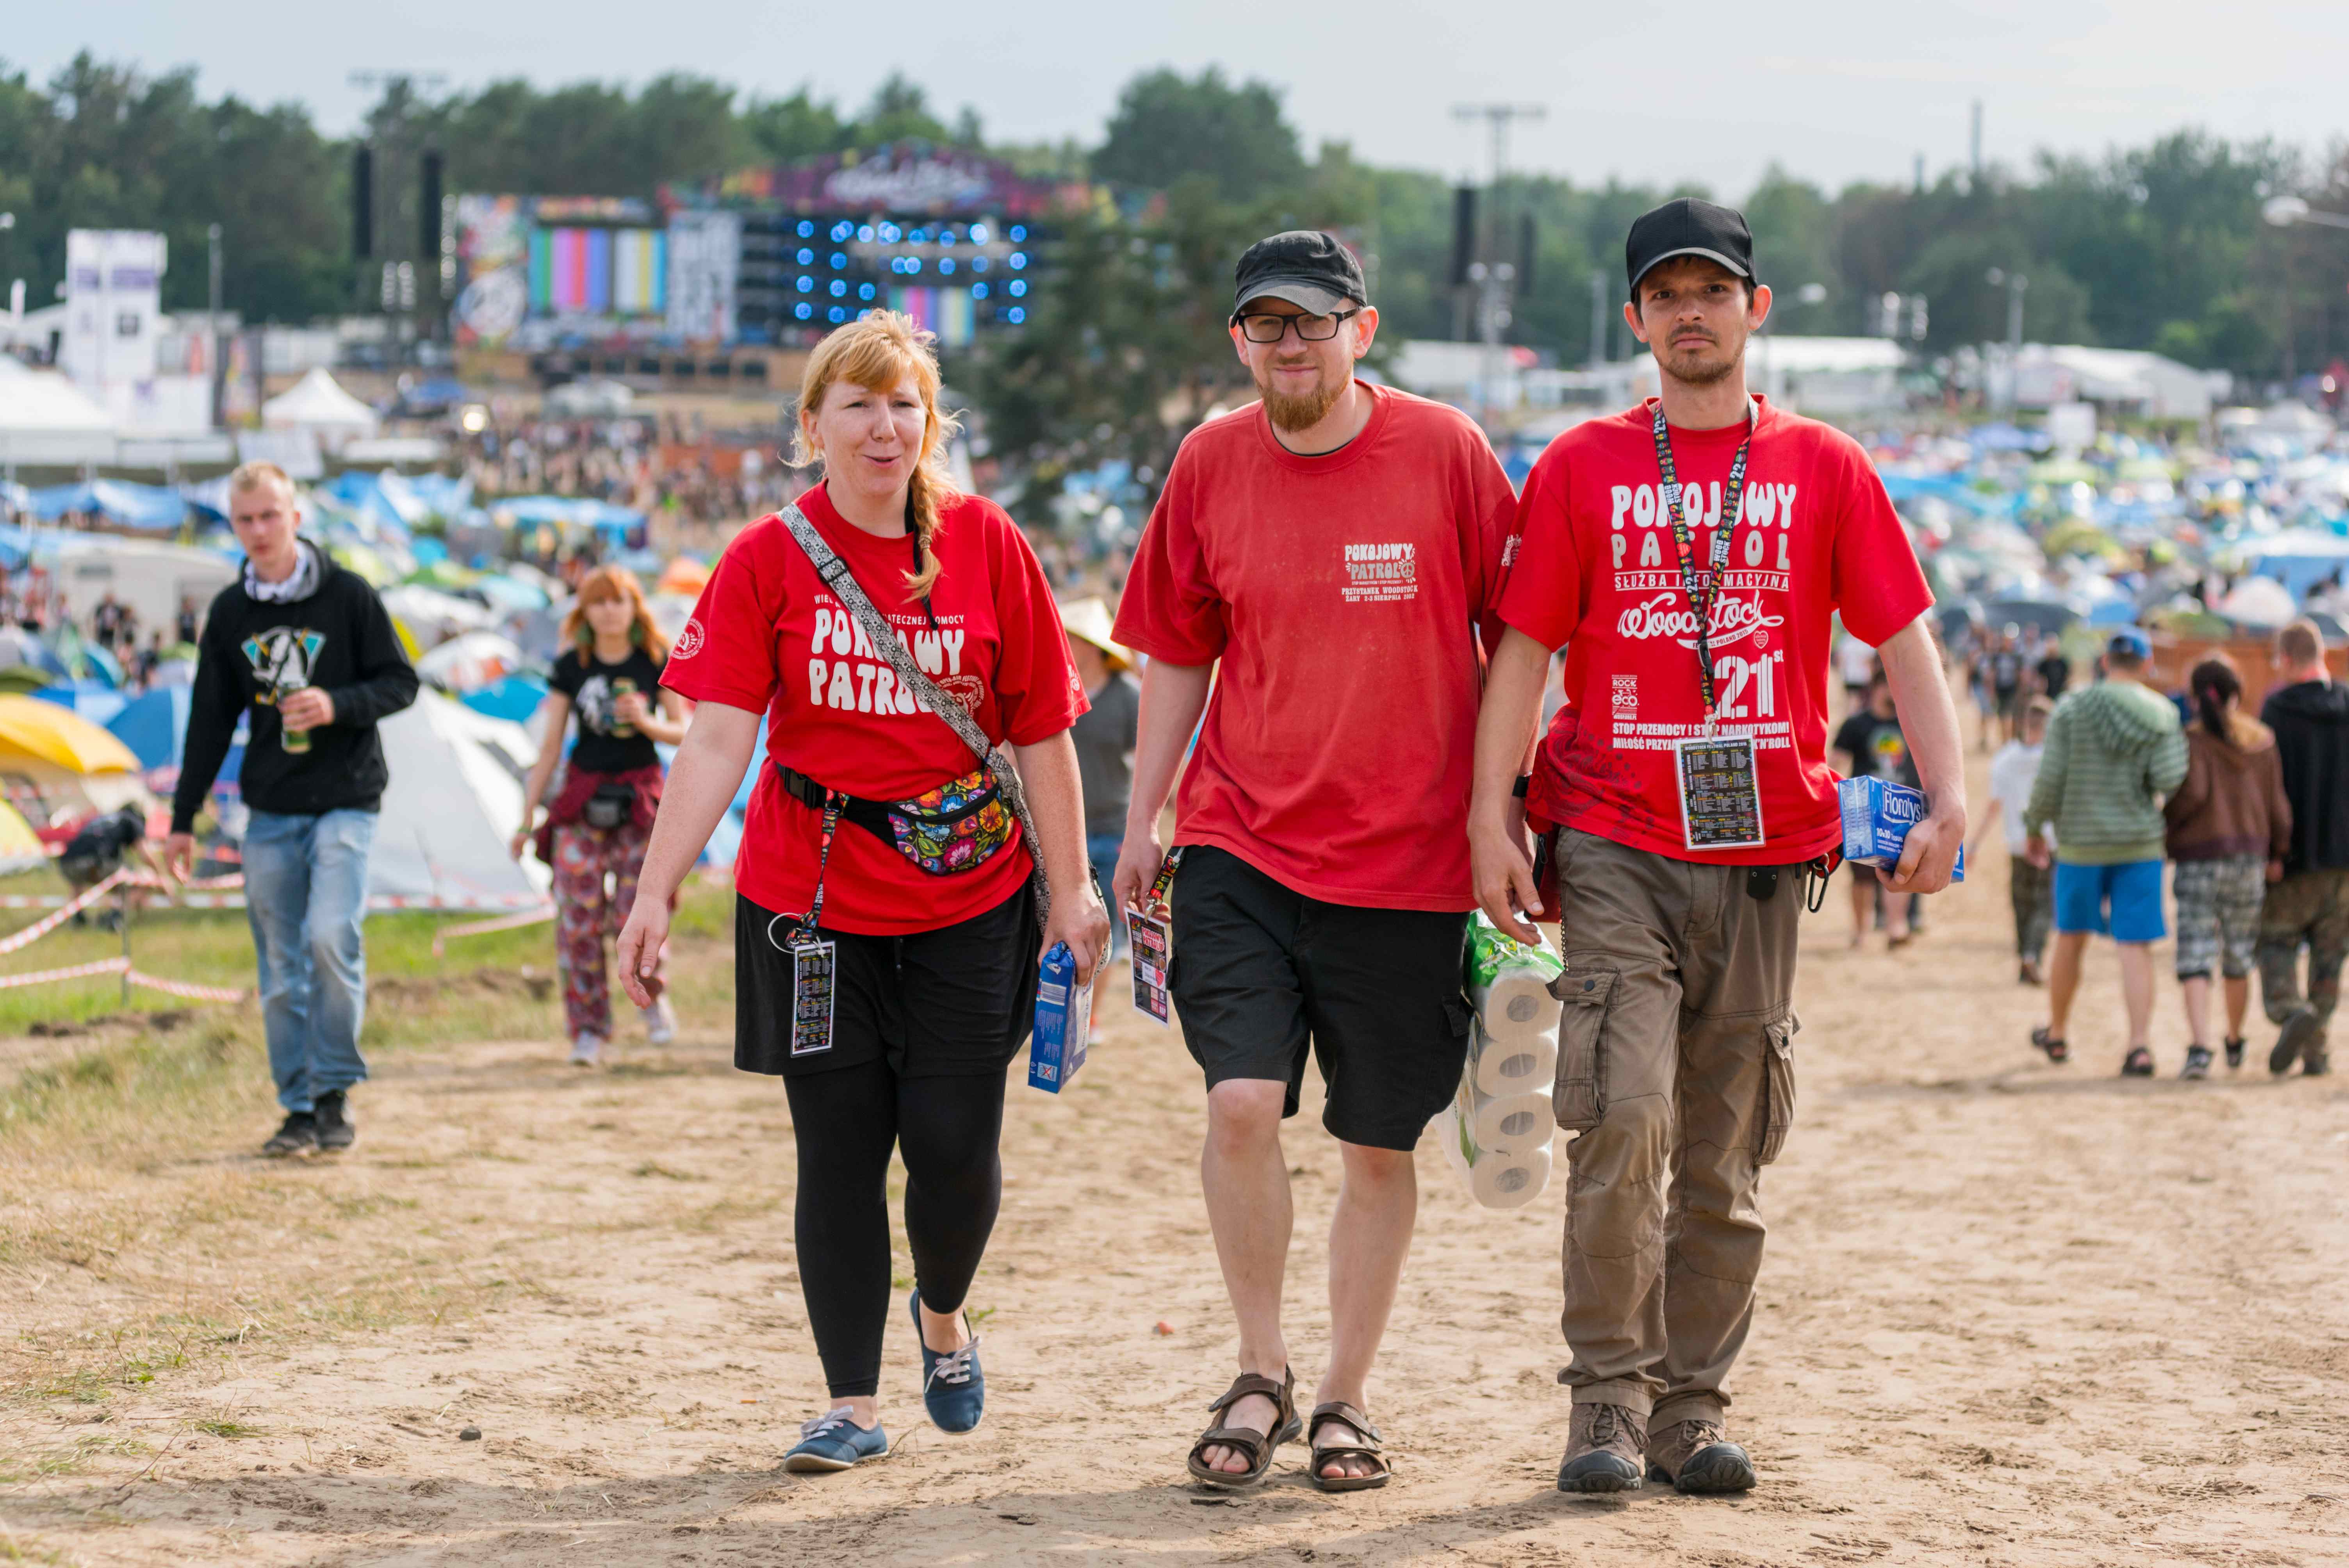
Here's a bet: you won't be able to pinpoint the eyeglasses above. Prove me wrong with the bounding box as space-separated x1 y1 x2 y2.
1235 309 1360 344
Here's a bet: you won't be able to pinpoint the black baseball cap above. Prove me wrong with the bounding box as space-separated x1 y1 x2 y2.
1230 230 1368 321
1625 198 1756 299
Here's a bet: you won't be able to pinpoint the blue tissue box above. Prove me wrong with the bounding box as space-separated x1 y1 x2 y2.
1837 775 1964 881
1028 942 1093 1092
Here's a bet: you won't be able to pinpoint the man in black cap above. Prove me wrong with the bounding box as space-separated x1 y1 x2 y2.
1469 199 1964 1493
1113 232 1521 1491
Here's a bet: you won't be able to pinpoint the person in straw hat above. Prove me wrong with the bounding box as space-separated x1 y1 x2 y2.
1062 596 1139 950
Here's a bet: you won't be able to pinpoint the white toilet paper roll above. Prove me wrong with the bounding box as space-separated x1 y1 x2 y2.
1471 1023 1558 1097
1467 1139 1552 1209
1471 1089 1555 1153
1472 968 1561 1041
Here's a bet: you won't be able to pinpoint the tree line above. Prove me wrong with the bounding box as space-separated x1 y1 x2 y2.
1 52 2343 382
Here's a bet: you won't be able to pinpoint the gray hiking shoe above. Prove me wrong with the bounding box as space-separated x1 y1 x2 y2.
1557 1402 1647 1493
1646 1417 1757 1494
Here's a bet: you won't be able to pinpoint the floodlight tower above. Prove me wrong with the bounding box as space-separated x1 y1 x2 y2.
1451 103 1545 424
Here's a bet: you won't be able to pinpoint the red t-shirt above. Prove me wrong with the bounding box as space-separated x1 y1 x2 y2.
1113 383 1519 910
1500 397 1932 865
662 483 1084 934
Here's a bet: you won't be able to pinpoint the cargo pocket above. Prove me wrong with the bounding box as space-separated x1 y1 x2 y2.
1551 969 1614 1132
1756 1014 1797 1165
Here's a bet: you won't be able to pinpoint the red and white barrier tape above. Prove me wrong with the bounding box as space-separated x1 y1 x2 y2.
0 957 129 990
124 969 247 1003
0 870 128 954
432 904 556 957
0 889 547 913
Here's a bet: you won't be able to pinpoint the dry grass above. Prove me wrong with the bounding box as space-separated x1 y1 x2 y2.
0 877 737 1422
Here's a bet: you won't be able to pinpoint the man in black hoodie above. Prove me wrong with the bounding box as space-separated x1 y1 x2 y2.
2256 618 2349 1076
164 463 419 1154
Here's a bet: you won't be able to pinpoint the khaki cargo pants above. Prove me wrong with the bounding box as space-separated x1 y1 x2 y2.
1547 827 1803 1426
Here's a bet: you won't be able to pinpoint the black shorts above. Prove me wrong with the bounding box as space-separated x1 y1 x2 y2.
1168 845 1472 1152
734 883 1041 1079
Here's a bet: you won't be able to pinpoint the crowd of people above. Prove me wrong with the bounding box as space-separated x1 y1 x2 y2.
460 410 805 532
154 187 2338 1513
1953 619 2347 1080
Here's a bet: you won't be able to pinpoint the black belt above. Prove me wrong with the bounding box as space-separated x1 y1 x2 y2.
776 763 902 842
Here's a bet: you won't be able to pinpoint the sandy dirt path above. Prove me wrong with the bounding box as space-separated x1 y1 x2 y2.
4 811 2348 1564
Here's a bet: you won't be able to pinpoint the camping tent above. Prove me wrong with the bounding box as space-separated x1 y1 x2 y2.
367 691 549 908
416 631 522 693
0 693 148 827
380 583 497 649
104 686 192 771
39 534 238 640
32 682 128 729
2240 527 2349 600
23 479 188 531
261 369 380 451
0 357 116 467
0 798 47 875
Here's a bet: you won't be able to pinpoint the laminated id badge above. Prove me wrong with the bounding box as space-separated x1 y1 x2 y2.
784 931 836 1057
1673 732 1766 851
1127 909 1173 1026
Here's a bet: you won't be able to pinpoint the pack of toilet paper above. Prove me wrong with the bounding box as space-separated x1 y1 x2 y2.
1437 915 1565 1210
1438 1076 1553 1209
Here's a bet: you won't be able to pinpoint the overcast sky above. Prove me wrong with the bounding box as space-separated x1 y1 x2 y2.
15 1 2347 194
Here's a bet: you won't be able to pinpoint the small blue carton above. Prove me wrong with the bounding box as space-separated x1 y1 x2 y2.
1837 775 1964 881
1028 942 1094 1093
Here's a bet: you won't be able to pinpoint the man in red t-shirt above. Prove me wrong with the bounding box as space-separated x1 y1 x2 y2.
1469 200 1964 1496
1112 231 1519 1493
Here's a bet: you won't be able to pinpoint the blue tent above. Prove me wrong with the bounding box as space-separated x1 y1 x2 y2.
32 682 127 727
23 480 189 531
104 686 192 770
460 673 547 725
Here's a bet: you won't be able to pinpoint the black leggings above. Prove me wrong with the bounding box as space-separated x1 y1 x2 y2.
783 1061 1007 1399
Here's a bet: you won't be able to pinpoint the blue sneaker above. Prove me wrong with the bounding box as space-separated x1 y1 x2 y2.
908 1289 985 1433
782 1407 888 1473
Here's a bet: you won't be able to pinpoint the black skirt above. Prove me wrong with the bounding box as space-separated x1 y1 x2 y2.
733 882 1041 1078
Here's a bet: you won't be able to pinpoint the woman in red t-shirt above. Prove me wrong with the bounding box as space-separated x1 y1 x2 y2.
615 312 1109 1474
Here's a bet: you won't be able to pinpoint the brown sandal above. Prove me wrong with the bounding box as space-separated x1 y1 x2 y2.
1306 1401 1390 1492
1186 1368 1299 1487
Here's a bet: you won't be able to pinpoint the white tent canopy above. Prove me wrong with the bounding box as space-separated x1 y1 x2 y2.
369 691 549 909
0 356 118 466
261 368 380 449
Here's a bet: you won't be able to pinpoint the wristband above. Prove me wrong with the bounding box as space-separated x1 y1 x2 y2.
1512 774 1531 799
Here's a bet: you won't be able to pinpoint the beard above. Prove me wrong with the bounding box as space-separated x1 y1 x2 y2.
1658 335 1745 387
1256 360 1349 432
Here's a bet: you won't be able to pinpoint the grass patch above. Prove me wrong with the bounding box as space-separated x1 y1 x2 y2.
0 1431 151 1484
0 870 736 1046
193 1419 258 1439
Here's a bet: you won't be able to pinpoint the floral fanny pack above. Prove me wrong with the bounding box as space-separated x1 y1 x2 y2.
776 762 1014 876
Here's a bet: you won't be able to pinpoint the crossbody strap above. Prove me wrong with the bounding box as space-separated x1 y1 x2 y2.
778 503 1052 923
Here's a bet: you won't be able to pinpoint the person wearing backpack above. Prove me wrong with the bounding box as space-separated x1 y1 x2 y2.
613 312 1109 1474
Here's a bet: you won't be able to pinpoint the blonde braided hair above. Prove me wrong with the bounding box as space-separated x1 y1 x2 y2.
792 311 963 599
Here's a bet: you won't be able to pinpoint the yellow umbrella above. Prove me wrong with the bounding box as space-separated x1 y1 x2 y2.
0 695 141 773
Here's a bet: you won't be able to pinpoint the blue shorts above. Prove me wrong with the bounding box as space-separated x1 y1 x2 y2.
2052 859 2166 942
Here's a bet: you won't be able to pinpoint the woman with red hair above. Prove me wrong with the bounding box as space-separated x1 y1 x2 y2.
617 311 1108 1474
512 565 690 1063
